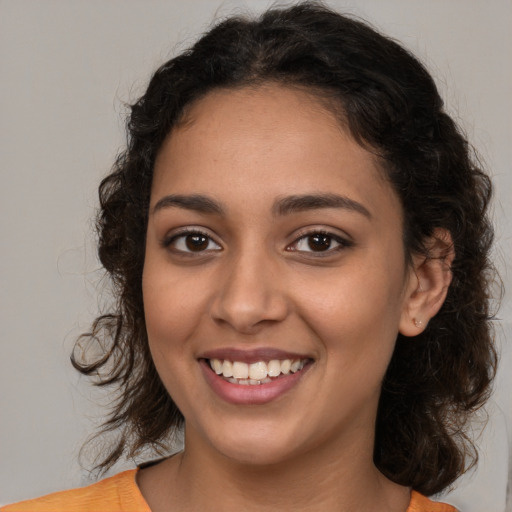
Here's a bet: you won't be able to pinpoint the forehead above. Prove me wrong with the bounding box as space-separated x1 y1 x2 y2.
151 84 399 220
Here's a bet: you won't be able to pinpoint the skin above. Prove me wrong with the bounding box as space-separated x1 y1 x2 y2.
139 84 452 511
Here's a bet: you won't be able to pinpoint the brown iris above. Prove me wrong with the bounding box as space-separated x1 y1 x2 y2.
307 233 332 251
185 234 209 251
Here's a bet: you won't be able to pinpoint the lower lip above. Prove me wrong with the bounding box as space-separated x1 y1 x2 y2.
199 360 312 405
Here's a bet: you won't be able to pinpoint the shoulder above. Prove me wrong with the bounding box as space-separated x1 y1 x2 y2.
1 469 151 512
407 491 458 512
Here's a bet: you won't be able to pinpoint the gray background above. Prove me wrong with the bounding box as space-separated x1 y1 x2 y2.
1 1 511 510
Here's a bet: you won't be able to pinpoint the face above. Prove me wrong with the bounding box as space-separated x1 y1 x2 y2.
143 84 416 467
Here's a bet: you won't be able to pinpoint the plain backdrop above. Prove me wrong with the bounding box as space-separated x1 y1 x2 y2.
1 1 511 510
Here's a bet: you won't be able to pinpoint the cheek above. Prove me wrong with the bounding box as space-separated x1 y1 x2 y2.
295 258 406 357
142 261 205 355
142 264 207 407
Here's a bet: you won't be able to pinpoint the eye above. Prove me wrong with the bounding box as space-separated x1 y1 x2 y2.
164 230 222 254
288 231 351 254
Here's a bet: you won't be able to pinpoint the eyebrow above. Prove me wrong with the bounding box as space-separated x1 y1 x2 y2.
151 192 371 219
152 194 224 216
273 193 372 219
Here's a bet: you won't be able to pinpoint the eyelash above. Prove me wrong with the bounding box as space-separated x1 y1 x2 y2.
287 230 353 256
161 229 353 256
162 229 221 254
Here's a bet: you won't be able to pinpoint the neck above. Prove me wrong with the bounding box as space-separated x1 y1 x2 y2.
147 426 410 512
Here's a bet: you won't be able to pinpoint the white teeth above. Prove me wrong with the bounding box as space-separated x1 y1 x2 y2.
267 359 281 377
208 357 309 384
222 360 233 378
232 361 249 379
290 359 301 373
249 361 267 380
211 358 223 374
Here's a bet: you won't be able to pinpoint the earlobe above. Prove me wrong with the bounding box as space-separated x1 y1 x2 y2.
399 229 455 337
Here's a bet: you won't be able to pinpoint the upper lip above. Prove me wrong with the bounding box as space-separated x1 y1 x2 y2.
198 348 313 364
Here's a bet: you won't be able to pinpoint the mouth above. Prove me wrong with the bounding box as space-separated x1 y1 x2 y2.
198 351 314 405
206 357 310 385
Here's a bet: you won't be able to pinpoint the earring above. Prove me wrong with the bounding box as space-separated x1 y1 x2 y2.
414 319 422 328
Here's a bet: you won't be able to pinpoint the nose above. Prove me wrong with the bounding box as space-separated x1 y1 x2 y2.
210 249 289 334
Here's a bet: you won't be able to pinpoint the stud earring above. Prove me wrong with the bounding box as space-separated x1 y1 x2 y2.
414 319 422 328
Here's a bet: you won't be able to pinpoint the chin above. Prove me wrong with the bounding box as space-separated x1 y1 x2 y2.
197 421 307 467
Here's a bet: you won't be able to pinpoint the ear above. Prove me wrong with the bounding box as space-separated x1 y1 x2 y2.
399 229 455 337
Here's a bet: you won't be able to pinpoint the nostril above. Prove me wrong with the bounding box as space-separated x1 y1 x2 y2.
210 287 289 333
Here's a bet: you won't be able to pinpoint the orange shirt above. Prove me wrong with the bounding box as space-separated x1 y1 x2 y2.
2 469 457 512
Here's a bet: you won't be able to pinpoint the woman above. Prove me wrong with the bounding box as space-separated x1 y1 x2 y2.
4 2 496 511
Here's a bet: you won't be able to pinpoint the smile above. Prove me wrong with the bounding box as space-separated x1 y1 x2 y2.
208 358 308 385
199 351 313 405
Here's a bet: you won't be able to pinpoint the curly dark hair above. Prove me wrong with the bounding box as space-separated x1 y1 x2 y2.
72 1 497 496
